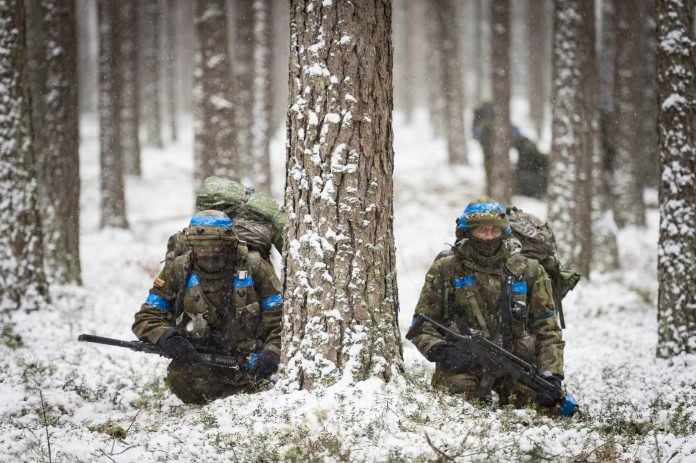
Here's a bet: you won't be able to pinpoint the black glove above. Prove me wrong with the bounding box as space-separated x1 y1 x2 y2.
536 375 563 407
248 349 280 380
158 329 197 367
427 344 478 373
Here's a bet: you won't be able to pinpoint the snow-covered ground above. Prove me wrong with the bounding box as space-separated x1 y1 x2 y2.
1 109 695 462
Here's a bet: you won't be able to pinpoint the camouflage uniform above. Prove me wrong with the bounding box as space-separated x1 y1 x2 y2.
132 212 283 404
409 202 564 405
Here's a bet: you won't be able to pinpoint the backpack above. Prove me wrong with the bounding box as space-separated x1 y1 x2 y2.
505 207 581 328
165 176 288 261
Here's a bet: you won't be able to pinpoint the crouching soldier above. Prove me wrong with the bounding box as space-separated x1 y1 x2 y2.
132 210 283 404
407 199 565 408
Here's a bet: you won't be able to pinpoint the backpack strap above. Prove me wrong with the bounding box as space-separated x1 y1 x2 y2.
172 253 193 322
440 256 454 321
233 241 251 311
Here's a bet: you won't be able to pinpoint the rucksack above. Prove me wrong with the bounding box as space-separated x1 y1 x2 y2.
165 176 288 261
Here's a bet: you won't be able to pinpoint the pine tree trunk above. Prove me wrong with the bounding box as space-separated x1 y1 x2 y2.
271 0 290 137
282 0 402 390
474 0 490 104
98 0 128 229
613 0 646 227
424 5 445 137
437 0 468 165
76 0 98 114
193 0 236 187
656 0 696 357
527 0 548 139
489 0 513 203
599 0 616 112
139 0 163 148
119 0 141 177
164 0 177 143
251 0 273 194
232 0 254 182
394 0 415 123
641 0 659 189
31 0 82 284
0 0 50 311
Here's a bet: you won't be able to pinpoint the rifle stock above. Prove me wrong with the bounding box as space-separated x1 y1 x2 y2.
416 314 577 417
78 334 242 370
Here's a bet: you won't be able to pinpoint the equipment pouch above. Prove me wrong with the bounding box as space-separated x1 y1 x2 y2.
226 302 261 345
511 329 536 363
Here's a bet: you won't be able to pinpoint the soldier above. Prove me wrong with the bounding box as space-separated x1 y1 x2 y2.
407 199 565 407
132 210 283 404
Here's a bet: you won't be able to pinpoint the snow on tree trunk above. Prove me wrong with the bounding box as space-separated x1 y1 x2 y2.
0 0 50 311
656 0 696 357
232 0 254 183
139 0 163 148
490 0 514 204
98 0 128 229
251 0 273 194
164 0 177 143
612 0 647 228
548 0 594 272
437 0 468 165
282 0 402 390
119 0 141 177
527 0 549 139
193 0 236 188
32 0 82 285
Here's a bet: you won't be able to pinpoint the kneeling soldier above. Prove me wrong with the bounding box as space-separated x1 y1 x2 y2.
132 210 283 404
408 198 565 408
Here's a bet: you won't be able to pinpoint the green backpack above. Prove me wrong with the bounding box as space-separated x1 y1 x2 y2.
166 176 288 261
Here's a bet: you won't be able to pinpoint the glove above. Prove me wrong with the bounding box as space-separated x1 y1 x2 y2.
427 344 477 373
247 349 280 380
158 329 197 367
536 375 563 407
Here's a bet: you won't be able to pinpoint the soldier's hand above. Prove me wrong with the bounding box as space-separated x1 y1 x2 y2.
427 344 477 373
248 349 280 380
158 329 197 367
536 375 563 407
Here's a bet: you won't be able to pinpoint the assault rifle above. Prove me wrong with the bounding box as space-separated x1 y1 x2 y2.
412 314 577 417
78 334 242 370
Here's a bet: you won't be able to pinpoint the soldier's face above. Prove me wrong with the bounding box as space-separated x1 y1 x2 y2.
193 245 232 273
470 226 503 241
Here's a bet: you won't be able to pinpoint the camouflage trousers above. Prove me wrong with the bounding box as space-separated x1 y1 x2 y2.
166 361 270 405
432 366 538 408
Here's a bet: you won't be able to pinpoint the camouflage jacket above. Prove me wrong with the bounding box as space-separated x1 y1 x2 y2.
410 239 564 378
132 245 283 357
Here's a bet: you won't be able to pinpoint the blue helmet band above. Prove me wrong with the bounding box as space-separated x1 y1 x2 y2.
189 216 234 228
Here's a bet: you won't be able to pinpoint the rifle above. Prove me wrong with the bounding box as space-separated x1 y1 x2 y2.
412 314 577 417
78 334 242 370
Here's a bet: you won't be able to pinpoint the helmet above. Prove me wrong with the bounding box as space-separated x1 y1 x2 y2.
185 210 237 248
457 198 511 234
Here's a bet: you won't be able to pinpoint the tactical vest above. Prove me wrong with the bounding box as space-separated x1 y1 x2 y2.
439 248 539 363
171 242 265 355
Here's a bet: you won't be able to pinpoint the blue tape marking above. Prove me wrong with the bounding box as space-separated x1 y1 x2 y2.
503 226 512 235
246 352 258 369
186 274 201 289
458 214 469 231
455 275 475 288
560 396 577 417
512 281 527 294
533 310 557 321
261 294 283 311
411 315 417 327
189 216 234 228
145 293 171 312
464 202 504 215
234 276 254 287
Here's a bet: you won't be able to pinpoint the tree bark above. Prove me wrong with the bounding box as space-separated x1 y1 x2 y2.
0 0 50 311
641 0 659 188
527 0 548 139
76 0 98 114
193 0 236 187
139 0 163 148
231 0 254 182
656 0 696 357
251 0 273 194
119 0 141 176
437 0 468 165
282 0 402 390
613 0 647 227
164 0 177 142
98 0 128 228
424 4 445 137
489 0 513 203
31 0 82 284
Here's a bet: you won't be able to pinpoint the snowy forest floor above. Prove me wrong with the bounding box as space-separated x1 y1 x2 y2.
1 110 696 463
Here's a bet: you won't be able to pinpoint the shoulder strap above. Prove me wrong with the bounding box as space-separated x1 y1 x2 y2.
440 256 454 321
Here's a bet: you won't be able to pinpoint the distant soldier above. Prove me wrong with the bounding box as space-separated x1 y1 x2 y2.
407 199 565 407
132 210 283 404
473 103 548 199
